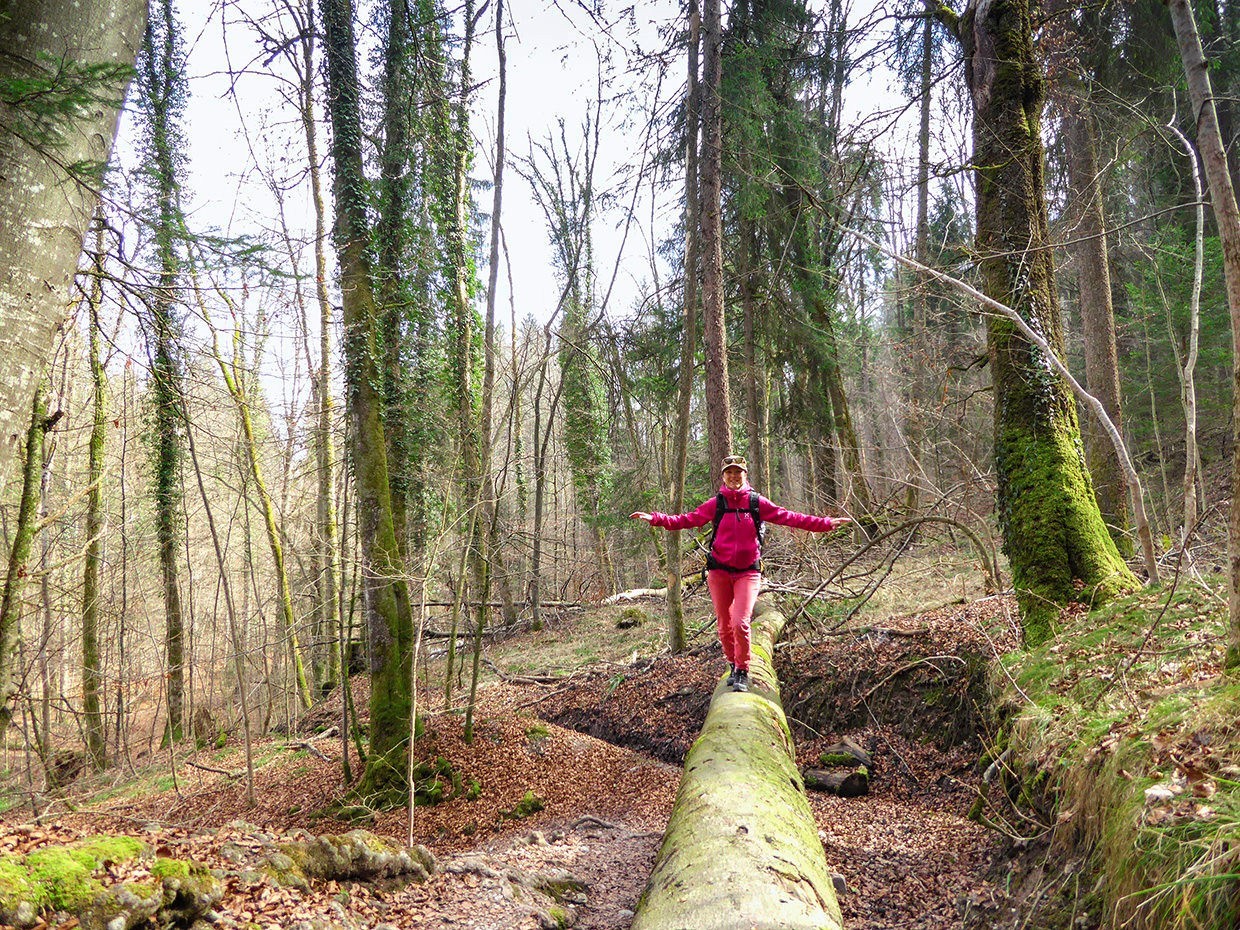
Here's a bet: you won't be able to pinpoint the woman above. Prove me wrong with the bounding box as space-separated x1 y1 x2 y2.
631 454 851 692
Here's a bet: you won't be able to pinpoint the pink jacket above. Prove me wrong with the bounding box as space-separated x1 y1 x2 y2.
649 481 843 571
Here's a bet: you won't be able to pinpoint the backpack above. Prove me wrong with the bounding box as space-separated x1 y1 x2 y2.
705 490 764 572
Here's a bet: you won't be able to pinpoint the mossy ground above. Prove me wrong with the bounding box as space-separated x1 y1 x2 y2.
985 578 1239 929
0 835 149 918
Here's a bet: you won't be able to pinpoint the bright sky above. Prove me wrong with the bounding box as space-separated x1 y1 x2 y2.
152 0 681 339
106 0 960 399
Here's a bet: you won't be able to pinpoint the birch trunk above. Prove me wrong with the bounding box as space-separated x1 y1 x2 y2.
0 0 145 488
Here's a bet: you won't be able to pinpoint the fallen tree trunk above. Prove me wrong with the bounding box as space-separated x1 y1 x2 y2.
632 597 843 930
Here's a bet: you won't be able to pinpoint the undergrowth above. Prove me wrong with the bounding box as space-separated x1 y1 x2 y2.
989 579 1239 929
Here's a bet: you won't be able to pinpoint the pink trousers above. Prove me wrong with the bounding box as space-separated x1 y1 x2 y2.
706 570 761 671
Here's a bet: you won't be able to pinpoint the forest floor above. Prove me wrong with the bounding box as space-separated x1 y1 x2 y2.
0 573 1029 930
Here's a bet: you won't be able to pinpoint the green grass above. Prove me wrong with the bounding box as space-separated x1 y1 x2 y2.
994 578 1240 930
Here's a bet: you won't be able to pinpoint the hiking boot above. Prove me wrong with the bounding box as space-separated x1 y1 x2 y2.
732 669 749 692
725 664 738 687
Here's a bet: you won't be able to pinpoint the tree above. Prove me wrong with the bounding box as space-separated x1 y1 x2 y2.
1062 94 1130 553
135 0 191 744
700 0 732 468
0 0 146 489
665 0 702 655
631 600 843 930
0 385 51 744
82 220 108 769
320 0 416 796
935 0 1138 642
1166 0 1240 670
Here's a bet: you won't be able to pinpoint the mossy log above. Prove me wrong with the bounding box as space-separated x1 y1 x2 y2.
632 598 842 930
803 768 869 797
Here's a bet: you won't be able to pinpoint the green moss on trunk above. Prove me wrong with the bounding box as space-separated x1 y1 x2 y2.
962 0 1137 643
632 599 842 930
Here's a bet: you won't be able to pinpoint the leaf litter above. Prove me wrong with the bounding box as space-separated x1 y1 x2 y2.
0 595 1019 929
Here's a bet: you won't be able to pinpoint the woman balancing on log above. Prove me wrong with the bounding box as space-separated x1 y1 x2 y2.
631 454 851 692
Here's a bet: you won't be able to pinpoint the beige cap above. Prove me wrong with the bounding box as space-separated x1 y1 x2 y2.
720 454 748 474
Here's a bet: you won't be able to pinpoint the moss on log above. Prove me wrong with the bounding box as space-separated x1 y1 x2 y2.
632 598 842 930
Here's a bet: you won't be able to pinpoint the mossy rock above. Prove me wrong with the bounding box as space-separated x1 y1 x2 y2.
0 835 220 930
616 607 648 629
263 830 434 889
0 835 150 925
819 752 858 768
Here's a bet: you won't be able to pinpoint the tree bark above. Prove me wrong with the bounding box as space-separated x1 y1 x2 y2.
82 226 107 770
1063 98 1130 554
632 598 843 930
700 0 731 469
481 0 518 628
0 386 49 744
139 0 188 745
1166 0 1240 671
906 9 933 513
0 0 145 489
665 0 701 656
953 0 1137 641
320 0 416 796
302 1 342 698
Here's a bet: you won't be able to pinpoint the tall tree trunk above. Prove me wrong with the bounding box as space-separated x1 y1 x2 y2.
1063 98 1130 554
377 0 414 561
700 0 731 468
139 0 189 744
945 0 1137 642
293 0 342 697
1167 0 1240 670
321 0 416 796
906 9 934 513
480 0 518 627
739 217 766 493
82 225 107 770
0 386 49 744
0 0 145 489
664 0 700 656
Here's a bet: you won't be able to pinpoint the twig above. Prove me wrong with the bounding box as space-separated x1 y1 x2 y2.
286 741 329 761
185 759 242 779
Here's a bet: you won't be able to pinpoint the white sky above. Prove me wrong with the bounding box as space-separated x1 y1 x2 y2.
153 0 681 336
105 0 960 394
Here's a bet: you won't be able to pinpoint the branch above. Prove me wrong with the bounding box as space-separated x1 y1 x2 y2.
842 225 1160 584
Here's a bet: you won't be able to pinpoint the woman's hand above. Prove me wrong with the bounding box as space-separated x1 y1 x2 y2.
630 512 653 523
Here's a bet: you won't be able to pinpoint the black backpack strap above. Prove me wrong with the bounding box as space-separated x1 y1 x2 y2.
749 490 764 547
707 492 727 557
